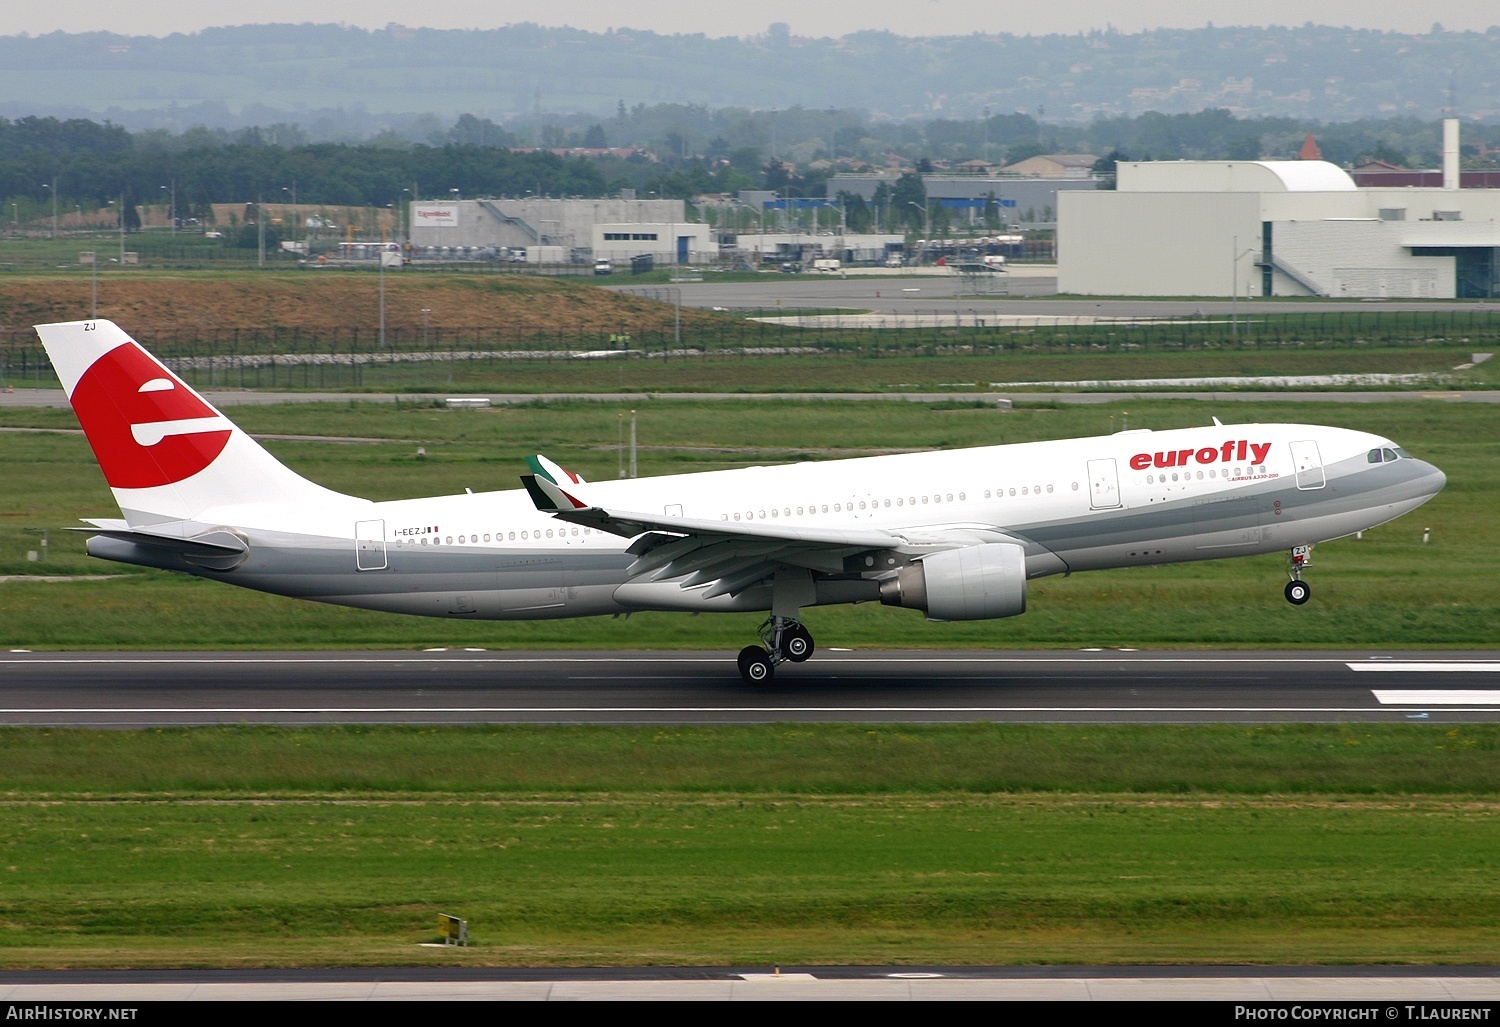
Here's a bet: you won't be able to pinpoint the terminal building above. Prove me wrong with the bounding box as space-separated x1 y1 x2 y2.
1059 122 1500 299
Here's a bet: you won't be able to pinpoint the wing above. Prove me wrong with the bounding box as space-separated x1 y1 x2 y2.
519 455 1019 600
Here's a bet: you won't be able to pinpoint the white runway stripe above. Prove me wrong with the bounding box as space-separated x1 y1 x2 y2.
1372 691 1500 706
1348 663 1500 673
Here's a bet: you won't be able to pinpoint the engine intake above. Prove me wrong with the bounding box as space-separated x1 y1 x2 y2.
878 543 1027 621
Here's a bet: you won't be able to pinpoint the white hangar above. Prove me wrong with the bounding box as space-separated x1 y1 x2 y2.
1059 126 1500 299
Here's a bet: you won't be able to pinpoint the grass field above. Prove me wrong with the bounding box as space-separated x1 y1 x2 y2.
0 397 1493 648
8 340 1499 394
0 724 1496 968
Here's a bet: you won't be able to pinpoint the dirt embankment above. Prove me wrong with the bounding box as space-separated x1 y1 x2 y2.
0 273 724 335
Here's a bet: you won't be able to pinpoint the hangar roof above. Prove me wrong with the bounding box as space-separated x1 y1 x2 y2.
1119 160 1358 193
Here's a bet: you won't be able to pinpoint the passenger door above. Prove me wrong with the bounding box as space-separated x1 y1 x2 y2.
1290 441 1326 490
354 519 387 571
1087 458 1122 509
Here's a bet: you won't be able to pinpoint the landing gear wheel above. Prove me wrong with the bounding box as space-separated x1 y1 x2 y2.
737 645 775 684
1285 580 1311 605
783 625 815 663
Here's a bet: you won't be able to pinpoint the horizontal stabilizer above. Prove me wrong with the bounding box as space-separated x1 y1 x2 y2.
71 521 248 570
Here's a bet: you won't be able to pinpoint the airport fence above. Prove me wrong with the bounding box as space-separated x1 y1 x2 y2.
2 308 1496 391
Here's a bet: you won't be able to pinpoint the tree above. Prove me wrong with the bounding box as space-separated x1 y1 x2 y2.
871 181 893 231
840 191 871 233
891 171 926 231
1091 149 1127 190
121 191 142 232
983 192 1001 230
583 124 607 148
763 160 793 193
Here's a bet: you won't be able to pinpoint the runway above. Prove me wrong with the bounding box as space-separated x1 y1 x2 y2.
2 650 1498 726
1 964 1496 1002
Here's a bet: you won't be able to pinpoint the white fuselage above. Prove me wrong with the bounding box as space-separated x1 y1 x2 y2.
93 420 1443 622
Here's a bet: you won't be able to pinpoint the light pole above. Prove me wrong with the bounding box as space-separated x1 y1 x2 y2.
107 196 125 264
161 180 175 235
378 246 387 350
907 201 929 262
42 179 56 238
283 181 297 247
1231 234 1257 341
538 218 560 264
257 195 265 268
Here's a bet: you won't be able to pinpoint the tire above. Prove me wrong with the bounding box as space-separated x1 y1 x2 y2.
738 645 774 684
1285 580 1311 605
784 626 814 663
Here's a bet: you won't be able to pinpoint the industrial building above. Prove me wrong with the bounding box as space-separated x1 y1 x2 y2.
730 232 906 265
410 198 696 262
1059 122 1500 299
590 222 715 265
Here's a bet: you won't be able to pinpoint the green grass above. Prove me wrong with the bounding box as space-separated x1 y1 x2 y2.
0 724 1497 967
3 723 1497 795
0 398 1493 648
6 341 1494 394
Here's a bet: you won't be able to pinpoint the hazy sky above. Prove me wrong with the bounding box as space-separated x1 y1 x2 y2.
9 1 1499 38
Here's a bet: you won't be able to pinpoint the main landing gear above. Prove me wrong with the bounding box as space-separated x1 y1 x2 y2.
736 615 815 685
1284 545 1312 605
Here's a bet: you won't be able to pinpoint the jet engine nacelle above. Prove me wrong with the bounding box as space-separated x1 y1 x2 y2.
878 542 1027 620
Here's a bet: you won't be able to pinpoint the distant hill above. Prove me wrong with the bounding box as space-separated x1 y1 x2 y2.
0 22 1497 128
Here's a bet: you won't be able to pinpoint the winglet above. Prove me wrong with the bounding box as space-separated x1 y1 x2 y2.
525 454 587 487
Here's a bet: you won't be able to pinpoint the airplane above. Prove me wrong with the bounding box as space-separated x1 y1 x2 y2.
35 319 1446 685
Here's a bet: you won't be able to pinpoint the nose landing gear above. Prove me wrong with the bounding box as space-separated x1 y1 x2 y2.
1284 545 1312 605
736 615 815 684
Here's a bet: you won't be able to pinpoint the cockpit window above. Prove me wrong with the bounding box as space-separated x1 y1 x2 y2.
1383 448 1400 462
1394 447 1413 459
1367 448 1384 463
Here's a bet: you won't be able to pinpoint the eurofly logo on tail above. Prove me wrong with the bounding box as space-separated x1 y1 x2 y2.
70 343 232 489
1128 440 1272 471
